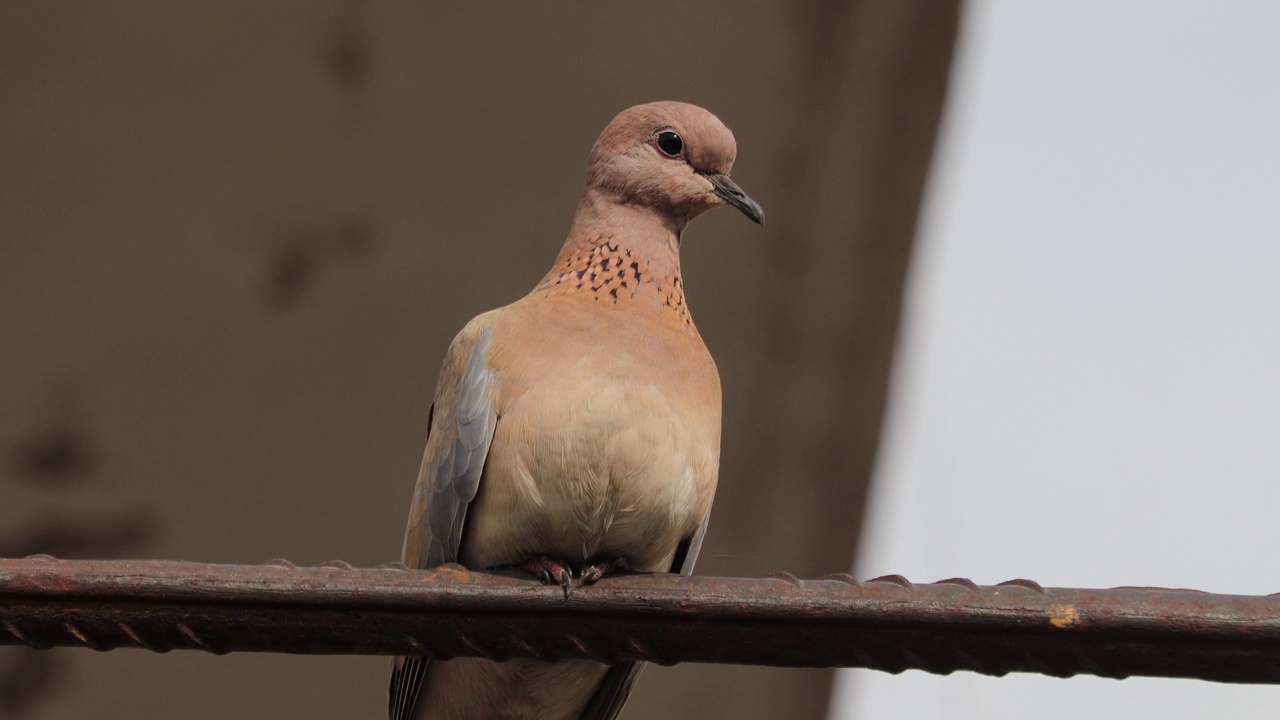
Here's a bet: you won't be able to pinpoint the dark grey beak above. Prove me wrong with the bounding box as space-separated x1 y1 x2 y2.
703 172 765 226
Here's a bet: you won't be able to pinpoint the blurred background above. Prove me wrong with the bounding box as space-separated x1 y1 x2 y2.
1 2 1275 719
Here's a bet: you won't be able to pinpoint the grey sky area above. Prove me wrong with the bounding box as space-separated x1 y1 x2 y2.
835 1 1280 718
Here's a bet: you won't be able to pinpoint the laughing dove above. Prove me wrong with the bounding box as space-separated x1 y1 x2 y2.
389 101 764 720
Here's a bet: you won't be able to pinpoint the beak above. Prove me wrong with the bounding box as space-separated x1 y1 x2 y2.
702 172 766 226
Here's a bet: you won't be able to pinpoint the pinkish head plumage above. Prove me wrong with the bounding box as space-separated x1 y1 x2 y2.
583 101 764 228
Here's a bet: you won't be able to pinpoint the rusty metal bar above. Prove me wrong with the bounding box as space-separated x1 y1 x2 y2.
1 555 1278 683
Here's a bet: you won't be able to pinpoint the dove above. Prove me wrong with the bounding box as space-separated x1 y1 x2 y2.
390 100 764 720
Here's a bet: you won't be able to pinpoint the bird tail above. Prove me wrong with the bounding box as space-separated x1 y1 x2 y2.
388 656 428 720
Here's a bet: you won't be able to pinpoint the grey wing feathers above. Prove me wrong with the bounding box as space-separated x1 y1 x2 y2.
390 323 499 720
577 505 715 720
422 325 499 567
398 322 498 571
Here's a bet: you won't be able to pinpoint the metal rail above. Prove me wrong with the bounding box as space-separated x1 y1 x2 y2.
1 555 1278 683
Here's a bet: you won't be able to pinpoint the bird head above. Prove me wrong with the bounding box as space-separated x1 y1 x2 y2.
584 101 765 228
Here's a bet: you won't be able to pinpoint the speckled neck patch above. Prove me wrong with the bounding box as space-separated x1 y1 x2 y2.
538 235 691 326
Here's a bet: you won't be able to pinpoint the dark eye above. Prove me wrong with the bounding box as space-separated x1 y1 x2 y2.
655 130 684 158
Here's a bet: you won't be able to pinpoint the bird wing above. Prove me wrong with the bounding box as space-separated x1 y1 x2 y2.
577 500 715 720
389 319 499 720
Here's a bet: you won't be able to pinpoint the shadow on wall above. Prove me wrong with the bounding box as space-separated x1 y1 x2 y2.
0 1 960 718
2 384 158 716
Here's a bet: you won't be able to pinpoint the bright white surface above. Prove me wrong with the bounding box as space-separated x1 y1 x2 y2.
833 1 1280 718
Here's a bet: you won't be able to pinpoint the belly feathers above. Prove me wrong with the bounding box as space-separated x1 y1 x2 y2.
463 380 715 572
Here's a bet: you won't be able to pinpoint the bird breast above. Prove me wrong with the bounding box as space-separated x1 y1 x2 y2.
461 306 721 573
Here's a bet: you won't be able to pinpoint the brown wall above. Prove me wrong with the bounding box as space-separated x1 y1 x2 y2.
0 2 959 718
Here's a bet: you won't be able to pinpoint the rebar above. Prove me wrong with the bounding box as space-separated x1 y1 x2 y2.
1 556 1278 683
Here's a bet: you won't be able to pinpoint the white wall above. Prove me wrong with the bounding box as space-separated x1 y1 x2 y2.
834 1 1280 718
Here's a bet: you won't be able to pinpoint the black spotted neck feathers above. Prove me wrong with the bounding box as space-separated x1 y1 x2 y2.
536 235 692 327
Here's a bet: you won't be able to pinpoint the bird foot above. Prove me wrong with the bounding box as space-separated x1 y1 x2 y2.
520 555 574 598
516 555 631 598
580 557 630 586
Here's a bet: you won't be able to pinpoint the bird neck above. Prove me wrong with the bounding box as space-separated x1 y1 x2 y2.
533 192 692 325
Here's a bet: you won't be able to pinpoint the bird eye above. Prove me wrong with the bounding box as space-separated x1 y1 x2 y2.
655 130 684 158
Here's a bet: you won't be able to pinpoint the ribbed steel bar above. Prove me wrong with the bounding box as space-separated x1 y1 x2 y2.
1 555 1278 683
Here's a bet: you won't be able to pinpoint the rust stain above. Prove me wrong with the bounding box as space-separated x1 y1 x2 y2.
1048 604 1080 628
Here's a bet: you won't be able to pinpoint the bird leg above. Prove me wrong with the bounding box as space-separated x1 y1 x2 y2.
579 556 630 586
